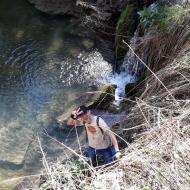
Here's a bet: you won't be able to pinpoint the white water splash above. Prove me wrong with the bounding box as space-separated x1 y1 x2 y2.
60 50 136 107
110 72 136 107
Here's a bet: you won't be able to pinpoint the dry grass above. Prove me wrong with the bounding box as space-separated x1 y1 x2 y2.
89 104 190 190
29 95 190 190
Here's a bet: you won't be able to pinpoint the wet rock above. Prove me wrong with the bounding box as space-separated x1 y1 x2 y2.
56 85 116 124
125 83 136 97
36 113 51 126
77 0 126 22
82 39 94 50
15 30 24 40
87 85 116 110
28 0 81 16
0 120 34 165
69 47 81 57
0 176 21 190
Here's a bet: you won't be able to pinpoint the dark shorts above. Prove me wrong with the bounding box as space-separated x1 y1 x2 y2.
88 146 116 164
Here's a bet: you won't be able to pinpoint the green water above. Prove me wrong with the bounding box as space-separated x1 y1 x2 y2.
0 0 113 188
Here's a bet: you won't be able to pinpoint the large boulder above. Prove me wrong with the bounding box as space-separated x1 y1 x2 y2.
56 85 116 124
0 121 34 166
86 85 116 110
27 0 129 25
28 0 81 16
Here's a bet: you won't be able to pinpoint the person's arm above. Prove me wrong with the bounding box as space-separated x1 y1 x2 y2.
106 131 121 159
107 131 119 151
67 117 80 126
99 118 121 159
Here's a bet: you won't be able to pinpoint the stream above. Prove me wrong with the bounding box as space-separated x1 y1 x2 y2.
0 0 134 188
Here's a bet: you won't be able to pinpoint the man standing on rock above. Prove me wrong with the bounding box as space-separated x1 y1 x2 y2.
67 105 121 165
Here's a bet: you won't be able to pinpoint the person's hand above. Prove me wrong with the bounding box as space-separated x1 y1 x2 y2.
115 151 121 159
71 110 77 119
71 108 83 120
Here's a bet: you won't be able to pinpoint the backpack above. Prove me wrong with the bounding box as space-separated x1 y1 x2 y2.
96 116 104 135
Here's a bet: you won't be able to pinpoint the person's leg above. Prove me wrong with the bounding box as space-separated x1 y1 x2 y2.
88 147 97 165
101 147 115 164
110 146 116 157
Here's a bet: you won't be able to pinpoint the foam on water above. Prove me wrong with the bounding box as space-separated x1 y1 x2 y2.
110 72 136 106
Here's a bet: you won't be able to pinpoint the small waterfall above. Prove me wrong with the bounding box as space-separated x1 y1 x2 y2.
111 71 136 107
60 46 138 109
110 29 146 108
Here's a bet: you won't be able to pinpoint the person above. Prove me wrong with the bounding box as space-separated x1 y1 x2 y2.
67 105 121 165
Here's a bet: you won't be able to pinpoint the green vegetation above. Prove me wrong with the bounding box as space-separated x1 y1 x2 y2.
138 4 190 29
115 4 138 63
87 85 115 110
142 186 151 190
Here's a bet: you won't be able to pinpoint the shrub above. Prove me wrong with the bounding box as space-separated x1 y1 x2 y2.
138 4 190 29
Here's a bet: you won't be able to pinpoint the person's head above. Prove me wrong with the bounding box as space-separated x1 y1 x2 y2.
71 105 91 121
77 105 89 115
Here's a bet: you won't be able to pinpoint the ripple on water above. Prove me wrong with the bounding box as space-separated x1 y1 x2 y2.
60 50 113 87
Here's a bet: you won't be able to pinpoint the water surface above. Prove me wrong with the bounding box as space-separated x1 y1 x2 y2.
0 0 113 187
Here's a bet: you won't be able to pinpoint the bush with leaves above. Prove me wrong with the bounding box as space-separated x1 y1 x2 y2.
138 4 189 29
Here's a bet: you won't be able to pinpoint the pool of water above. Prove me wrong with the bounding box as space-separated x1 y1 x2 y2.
0 0 114 187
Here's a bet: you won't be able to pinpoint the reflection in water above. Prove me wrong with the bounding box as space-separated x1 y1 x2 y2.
0 0 113 187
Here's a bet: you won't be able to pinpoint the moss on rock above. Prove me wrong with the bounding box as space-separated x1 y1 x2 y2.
115 3 138 66
87 85 116 110
56 85 116 124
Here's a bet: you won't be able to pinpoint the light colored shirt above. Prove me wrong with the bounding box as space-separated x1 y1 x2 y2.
85 116 111 149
